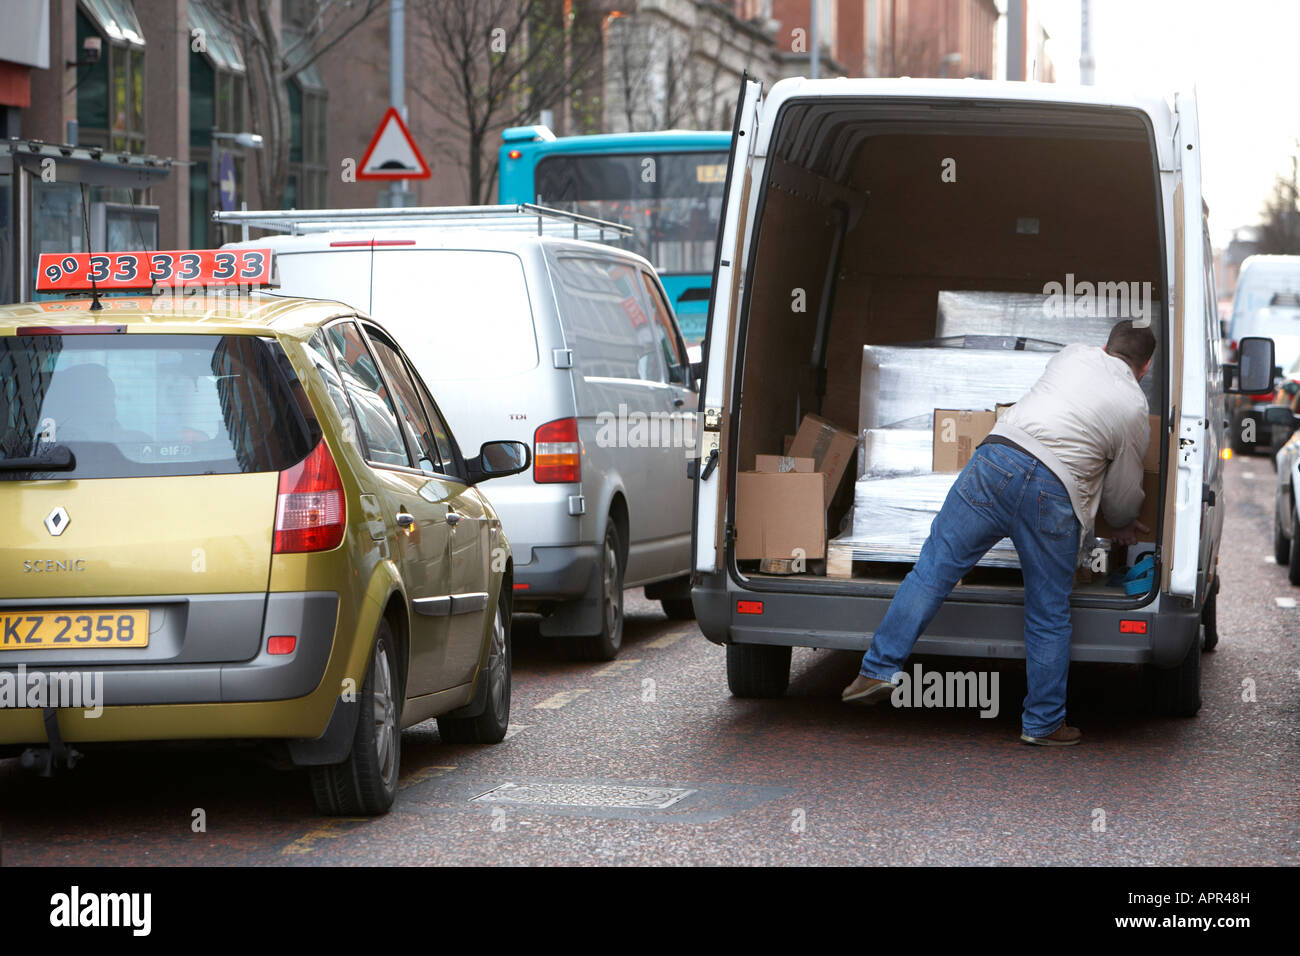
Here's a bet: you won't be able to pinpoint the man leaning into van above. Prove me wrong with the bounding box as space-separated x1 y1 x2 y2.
842 320 1157 746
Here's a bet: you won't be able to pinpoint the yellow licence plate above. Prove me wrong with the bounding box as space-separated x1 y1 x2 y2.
0 610 149 650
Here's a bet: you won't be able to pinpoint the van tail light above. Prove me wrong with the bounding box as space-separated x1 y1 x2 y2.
1119 619 1147 635
737 600 763 614
534 417 580 483
274 440 346 553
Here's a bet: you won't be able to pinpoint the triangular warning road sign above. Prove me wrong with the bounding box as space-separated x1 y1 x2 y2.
358 107 431 180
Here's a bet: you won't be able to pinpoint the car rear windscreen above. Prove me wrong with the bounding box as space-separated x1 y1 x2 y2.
0 333 315 479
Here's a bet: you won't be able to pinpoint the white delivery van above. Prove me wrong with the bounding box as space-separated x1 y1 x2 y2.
219 207 698 661
690 77 1275 714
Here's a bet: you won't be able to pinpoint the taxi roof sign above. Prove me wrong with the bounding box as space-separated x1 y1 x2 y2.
35 249 276 292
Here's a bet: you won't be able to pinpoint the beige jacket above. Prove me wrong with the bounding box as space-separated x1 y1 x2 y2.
987 343 1149 537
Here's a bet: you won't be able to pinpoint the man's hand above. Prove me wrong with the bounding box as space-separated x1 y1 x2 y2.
1111 520 1149 547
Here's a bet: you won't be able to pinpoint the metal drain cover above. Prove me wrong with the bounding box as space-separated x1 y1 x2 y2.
471 782 696 810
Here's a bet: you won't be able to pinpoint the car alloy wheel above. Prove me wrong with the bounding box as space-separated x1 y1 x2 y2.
371 639 398 783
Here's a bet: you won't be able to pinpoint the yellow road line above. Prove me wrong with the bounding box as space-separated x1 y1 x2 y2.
533 689 590 710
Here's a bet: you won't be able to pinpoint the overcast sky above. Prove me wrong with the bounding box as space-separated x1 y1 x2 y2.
1031 0 1299 248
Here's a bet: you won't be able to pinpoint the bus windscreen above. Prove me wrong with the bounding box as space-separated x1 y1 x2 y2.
533 151 727 275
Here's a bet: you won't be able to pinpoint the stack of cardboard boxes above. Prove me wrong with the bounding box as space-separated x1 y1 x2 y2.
735 414 856 567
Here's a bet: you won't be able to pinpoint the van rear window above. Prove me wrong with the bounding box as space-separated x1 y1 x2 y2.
0 333 315 479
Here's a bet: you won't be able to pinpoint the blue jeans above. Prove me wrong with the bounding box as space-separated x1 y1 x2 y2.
858 443 1080 737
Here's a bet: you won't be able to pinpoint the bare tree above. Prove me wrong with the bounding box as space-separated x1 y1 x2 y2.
407 0 604 204
1258 155 1300 255
209 0 385 208
606 6 747 133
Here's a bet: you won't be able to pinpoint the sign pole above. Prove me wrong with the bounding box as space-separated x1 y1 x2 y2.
389 0 408 207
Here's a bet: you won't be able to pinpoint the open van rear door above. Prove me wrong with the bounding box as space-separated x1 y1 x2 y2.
693 77 762 575
1166 89 1208 598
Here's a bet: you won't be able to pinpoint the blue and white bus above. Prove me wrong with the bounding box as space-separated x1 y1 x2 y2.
498 127 730 344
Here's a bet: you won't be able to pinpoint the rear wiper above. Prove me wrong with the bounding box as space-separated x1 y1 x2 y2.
0 445 76 472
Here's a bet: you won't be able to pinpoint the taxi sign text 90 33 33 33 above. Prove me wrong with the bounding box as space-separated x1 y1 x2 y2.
35 249 274 292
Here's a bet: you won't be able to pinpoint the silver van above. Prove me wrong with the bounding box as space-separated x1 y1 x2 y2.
691 77 1275 714
220 207 697 660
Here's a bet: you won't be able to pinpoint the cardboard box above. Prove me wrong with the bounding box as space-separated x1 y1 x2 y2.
788 414 856 500
1095 470 1160 543
735 471 826 560
782 434 795 455
932 409 997 473
755 455 814 474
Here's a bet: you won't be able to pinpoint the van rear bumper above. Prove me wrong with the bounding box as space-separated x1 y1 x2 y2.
692 576 1198 667
513 544 599 604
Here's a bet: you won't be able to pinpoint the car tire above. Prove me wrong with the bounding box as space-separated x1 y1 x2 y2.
660 597 696 620
438 593 512 745
726 643 791 698
1148 632 1201 718
1290 521 1300 586
1275 508 1291 566
1201 576 1219 652
1231 410 1253 455
571 522 624 662
310 619 401 816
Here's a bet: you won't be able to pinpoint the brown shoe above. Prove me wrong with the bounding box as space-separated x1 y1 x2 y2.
1020 725 1082 746
842 674 896 705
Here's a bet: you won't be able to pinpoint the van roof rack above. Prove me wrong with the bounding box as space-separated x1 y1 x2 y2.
213 203 633 241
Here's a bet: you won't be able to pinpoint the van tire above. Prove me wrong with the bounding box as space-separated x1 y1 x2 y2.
660 597 696 620
1290 525 1300 586
310 620 401 816
1148 632 1201 717
571 523 624 662
1201 576 1219 652
438 594 511 745
1274 510 1291 566
726 643 791 698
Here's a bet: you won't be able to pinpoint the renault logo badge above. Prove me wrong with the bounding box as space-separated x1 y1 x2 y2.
45 507 70 536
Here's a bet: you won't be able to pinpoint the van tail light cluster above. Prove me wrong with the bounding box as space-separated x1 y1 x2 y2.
274 439 347 553
534 417 580 483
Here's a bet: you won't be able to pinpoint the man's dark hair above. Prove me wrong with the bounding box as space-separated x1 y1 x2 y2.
1105 320 1156 369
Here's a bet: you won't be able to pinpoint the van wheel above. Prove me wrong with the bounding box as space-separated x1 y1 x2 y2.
438 594 511 745
571 523 624 662
1274 508 1291 566
310 620 401 816
1148 633 1201 717
1201 576 1219 652
660 597 696 620
726 643 791 698
1290 524 1300 586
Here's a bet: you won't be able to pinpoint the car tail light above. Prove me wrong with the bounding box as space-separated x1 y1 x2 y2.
267 635 297 655
534 417 580 483
274 440 346 553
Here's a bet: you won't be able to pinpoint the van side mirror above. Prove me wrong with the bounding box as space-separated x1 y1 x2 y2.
466 440 530 483
1226 336 1276 394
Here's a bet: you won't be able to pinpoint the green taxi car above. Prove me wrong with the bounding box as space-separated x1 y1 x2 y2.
0 272 528 815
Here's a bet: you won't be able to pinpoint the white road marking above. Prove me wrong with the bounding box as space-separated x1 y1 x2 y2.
504 723 530 739
1243 471 1258 480
534 689 590 710
1276 597 1297 609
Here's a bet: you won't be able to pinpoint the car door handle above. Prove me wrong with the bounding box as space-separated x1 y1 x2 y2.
445 511 463 526
396 512 415 529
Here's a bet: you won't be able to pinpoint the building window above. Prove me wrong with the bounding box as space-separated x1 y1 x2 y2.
282 27 328 209
188 0 247 246
75 0 146 152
